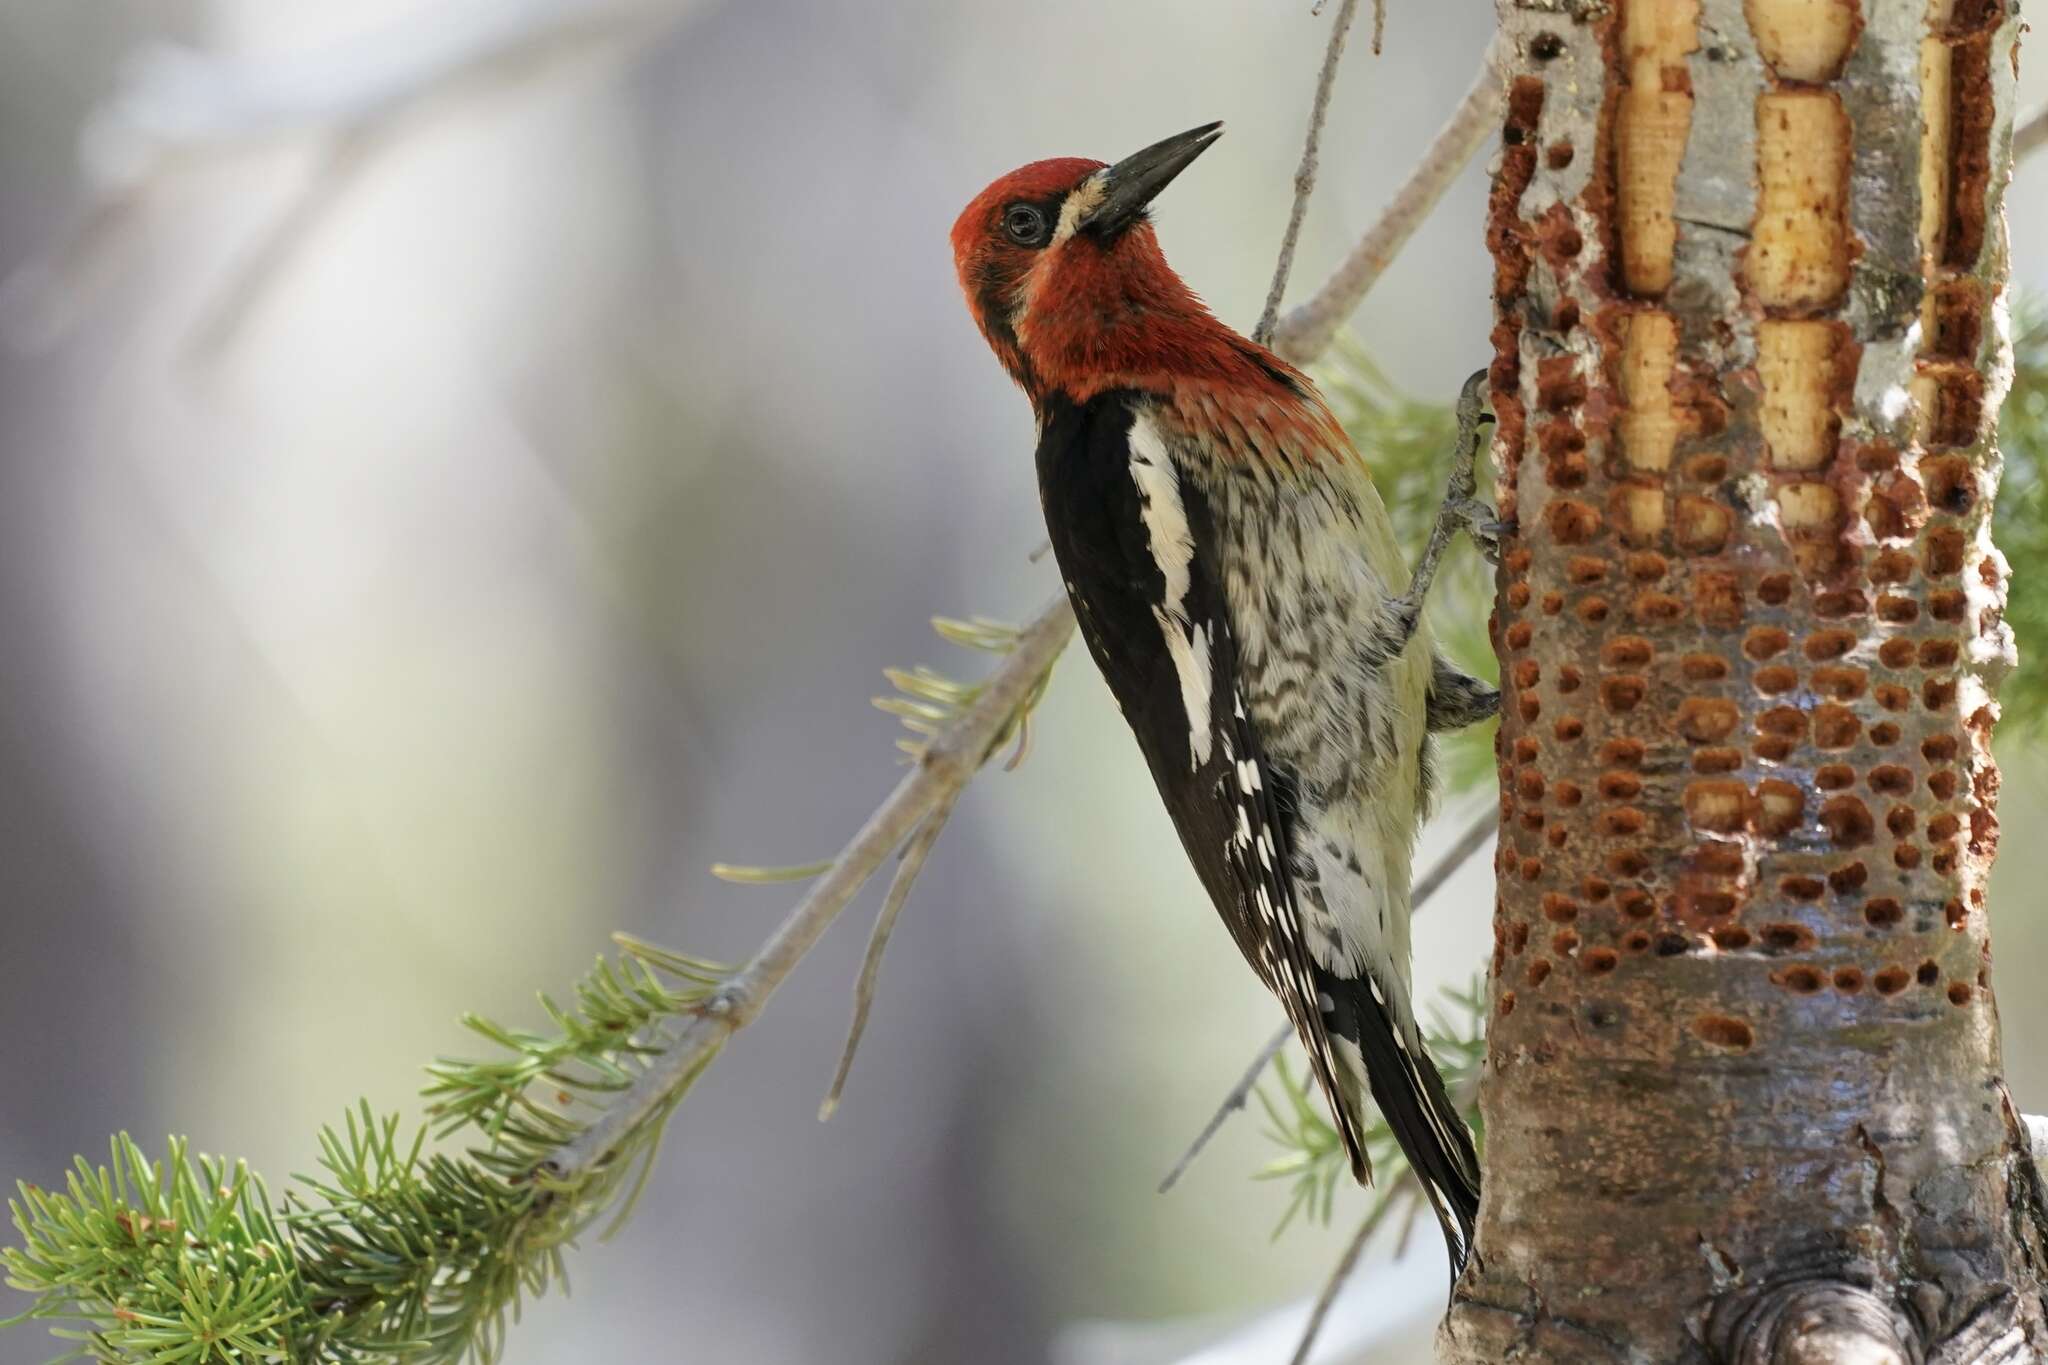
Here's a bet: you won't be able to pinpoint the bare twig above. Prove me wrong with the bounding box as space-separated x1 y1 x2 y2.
1391 1195 1422 1257
1410 805 1499 909
817 787 960 1121
1254 0 1363 346
1156 1026 1293 1194
1156 805 1497 1192
541 598 1075 1185
1288 1194 1403 1365
1269 39 1505 366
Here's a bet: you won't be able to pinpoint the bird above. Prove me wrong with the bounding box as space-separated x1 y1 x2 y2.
950 122 1500 1270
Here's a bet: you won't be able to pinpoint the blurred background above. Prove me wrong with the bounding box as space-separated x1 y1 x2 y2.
2 4 2046 1363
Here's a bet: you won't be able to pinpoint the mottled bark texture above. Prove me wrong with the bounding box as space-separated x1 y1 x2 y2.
1442 1 2046 1360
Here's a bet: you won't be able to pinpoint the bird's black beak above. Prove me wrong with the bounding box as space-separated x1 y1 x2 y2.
1082 121 1224 237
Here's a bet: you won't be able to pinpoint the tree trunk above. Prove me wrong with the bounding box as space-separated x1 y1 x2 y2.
1442 1 2047 1360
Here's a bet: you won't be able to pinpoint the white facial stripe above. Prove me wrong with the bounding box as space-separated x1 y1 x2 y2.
1054 170 1109 244
1128 412 1212 768
1008 274 1037 346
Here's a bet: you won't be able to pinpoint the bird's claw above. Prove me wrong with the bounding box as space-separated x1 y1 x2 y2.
1451 497 1505 566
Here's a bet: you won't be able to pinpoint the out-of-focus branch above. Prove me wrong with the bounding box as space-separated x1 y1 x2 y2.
542 598 1075 1186
1157 1027 1292 1195
2016 105 2048 162
183 125 385 363
1 0 717 353
1269 38 1504 366
1288 1196 1398 1365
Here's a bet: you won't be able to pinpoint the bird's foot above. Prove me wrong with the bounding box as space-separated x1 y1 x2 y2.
1451 498 1507 566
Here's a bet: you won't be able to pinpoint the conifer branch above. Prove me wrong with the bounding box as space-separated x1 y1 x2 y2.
541 600 1072 1185
5 936 735 1363
3 605 1071 1362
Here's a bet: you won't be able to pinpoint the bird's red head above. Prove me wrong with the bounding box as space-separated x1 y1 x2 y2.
952 123 1312 413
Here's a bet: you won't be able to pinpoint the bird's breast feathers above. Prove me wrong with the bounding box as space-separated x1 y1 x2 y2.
1132 405 1430 799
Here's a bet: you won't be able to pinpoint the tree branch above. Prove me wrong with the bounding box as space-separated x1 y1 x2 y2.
1269 38 1505 366
182 125 386 364
817 786 960 1121
1254 0 1363 346
540 597 1074 1186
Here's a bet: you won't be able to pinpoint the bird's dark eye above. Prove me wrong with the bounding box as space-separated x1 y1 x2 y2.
1002 203 1050 247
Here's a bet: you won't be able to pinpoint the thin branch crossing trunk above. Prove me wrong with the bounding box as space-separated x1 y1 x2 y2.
1445 1 2045 1359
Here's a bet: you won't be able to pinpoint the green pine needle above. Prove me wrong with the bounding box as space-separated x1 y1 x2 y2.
4 1135 301 1363
5 937 728 1364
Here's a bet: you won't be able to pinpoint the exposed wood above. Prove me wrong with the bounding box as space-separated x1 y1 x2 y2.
1750 91 1851 308
1757 320 1844 470
1747 0 1862 82
1615 0 1700 295
1619 311 1681 471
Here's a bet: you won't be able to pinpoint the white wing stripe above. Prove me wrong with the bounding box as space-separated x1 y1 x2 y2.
1128 412 1214 768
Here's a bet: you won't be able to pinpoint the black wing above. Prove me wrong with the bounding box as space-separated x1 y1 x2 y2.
1033 389 1372 1175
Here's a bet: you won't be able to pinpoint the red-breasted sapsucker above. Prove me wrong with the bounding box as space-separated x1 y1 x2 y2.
951 123 1499 1269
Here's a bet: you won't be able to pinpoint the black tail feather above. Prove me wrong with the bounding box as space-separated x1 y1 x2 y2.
1319 971 1481 1276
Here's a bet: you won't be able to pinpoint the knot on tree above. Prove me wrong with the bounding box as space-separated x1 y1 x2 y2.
1708 1278 1921 1365
1709 1277 2035 1365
